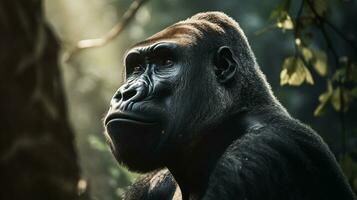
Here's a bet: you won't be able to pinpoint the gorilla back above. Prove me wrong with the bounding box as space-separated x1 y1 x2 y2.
104 12 356 200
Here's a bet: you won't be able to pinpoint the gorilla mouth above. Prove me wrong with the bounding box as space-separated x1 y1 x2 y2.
105 112 157 126
104 111 163 171
105 111 162 148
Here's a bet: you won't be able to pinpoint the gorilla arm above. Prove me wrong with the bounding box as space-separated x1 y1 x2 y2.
202 122 355 200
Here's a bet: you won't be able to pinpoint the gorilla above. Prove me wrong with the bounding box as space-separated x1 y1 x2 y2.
104 12 356 200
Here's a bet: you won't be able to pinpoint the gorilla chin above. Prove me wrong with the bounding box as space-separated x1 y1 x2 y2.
105 111 164 172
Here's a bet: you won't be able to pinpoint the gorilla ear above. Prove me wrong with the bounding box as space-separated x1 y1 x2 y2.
214 46 238 83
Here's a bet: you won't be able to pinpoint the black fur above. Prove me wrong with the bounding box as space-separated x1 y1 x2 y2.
104 12 356 200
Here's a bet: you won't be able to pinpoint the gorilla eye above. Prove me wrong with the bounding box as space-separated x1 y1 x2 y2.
150 57 174 68
132 65 145 75
134 66 142 71
151 46 175 67
163 59 173 66
125 51 144 75
128 65 144 76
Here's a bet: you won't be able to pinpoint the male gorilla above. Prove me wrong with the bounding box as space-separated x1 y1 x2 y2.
104 12 356 200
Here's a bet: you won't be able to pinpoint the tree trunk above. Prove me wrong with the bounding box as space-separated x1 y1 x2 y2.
0 0 84 199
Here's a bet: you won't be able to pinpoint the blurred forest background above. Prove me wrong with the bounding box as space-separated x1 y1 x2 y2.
0 0 356 199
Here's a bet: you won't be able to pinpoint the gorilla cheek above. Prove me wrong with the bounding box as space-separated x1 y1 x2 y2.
105 119 163 171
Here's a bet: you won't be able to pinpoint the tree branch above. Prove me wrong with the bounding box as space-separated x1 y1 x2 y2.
64 0 149 62
306 0 339 69
305 0 357 54
306 0 347 157
293 0 305 57
324 20 357 53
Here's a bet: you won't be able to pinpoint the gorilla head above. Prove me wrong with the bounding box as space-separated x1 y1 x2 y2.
104 12 274 172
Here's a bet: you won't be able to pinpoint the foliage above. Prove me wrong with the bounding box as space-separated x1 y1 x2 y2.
280 56 314 86
269 0 357 115
268 0 357 191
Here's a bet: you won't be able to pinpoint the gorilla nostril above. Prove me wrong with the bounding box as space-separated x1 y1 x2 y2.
122 90 137 101
112 92 122 102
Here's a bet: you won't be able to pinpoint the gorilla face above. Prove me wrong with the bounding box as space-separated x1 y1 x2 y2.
104 24 238 172
104 42 187 171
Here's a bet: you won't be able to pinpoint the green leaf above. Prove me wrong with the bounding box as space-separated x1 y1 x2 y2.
300 47 327 77
314 102 326 116
280 57 297 85
314 81 333 116
314 82 355 115
280 56 314 86
313 50 328 76
280 68 289 85
301 47 314 61
304 66 314 84
331 87 342 111
314 102 329 116
288 63 305 85
276 12 294 30
333 62 357 82
331 87 351 112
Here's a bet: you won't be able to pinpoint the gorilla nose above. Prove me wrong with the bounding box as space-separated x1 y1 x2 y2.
112 88 138 104
111 82 148 110
121 90 137 101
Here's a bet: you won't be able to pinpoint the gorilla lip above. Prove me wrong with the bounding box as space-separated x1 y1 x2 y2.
105 112 156 126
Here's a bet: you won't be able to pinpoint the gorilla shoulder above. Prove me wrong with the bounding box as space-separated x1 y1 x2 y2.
206 117 352 200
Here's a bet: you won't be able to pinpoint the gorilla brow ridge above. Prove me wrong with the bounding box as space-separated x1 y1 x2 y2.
132 14 229 48
133 25 201 47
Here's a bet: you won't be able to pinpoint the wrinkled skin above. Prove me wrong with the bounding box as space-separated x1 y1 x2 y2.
105 42 183 171
104 12 356 200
